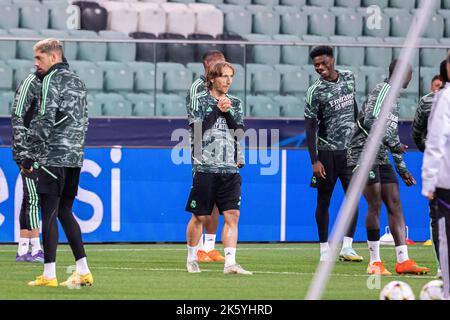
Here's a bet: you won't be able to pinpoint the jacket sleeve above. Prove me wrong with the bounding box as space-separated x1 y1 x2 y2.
304 88 320 164
26 73 60 162
411 98 427 152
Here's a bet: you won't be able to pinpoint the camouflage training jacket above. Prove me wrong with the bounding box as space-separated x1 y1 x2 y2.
11 73 41 163
187 91 244 174
26 63 88 168
347 80 408 176
412 91 435 152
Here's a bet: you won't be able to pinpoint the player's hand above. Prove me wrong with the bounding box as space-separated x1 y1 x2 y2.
20 159 34 173
398 144 408 154
312 161 326 179
217 97 231 113
425 192 434 200
401 172 416 187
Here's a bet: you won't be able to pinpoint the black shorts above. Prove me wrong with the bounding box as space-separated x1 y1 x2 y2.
351 164 398 185
186 172 242 215
36 166 81 197
312 150 353 191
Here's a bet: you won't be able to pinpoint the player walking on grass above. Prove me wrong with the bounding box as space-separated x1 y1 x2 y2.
185 61 251 275
22 39 93 287
412 60 449 279
11 71 44 263
186 50 226 263
304 46 362 262
347 60 429 276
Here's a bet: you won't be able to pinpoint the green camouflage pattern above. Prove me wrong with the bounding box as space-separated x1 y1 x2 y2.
188 91 244 174
26 64 88 168
347 80 408 176
304 69 357 151
11 74 41 163
411 91 435 152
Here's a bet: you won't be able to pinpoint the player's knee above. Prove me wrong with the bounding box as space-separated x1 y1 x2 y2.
368 197 382 213
224 210 240 224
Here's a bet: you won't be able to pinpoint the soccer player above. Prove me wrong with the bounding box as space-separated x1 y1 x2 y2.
304 46 362 262
22 39 93 287
413 60 449 279
347 59 429 275
186 50 226 263
185 61 251 275
11 71 44 263
430 74 443 93
422 55 450 299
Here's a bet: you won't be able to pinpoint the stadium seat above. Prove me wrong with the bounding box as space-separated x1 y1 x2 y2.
361 0 387 8
159 33 195 65
19 3 49 30
384 37 419 66
253 10 280 36
80 6 108 32
246 95 280 117
70 60 103 92
187 34 225 62
279 11 307 37
273 95 303 118
0 5 19 29
252 0 279 5
274 64 309 96
280 0 306 6
0 91 14 115
186 63 204 80
130 32 162 63
9 28 40 60
358 36 392 68
229 63 245 95
308 11 336 37
252 67 281 96
389 0 415 10
97 61 134 92
302 6 327 14
419 67 438 96
397 97 417 119
156 93 186 116
163 4 196 37
136 5 166 35
336 12 363 37
72 1 100 11
126 93 155 117
216 33 247 64
335 0 360 7
7 59 36 89
308 0 333 7
389 11 413 37
244 34 280 65
69 30 107 62
197 0 223 4
96 93 133 117
330 36 364 67
223 7 252 35
329 6 356 16
0 30 16 60
188 3 223 37
419 38 446 68
48 3 77 30
360 66 388 94
86 94 102 117
39 29 77 61
301 35 329 56
127 61 162 93
361 7 390 37
105 4 138 34
99 31 136 63
225 0 250 5
273 35 308 66
273 5 298 14
422 15 444 39
157 62 192 94
0 62 13 91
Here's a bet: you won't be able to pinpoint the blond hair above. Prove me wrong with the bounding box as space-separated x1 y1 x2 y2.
33 38 64 56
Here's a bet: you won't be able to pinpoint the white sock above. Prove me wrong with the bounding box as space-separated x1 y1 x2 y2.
342 237 353 249
368 241 381 263
44 262 56 279
76 257 91 276
203 234 216 252
320 242 329 254
30 237 42 255
197 234 204 251
187 245 198 263
224 247 236 267
395 245 409 263
18 238 30 255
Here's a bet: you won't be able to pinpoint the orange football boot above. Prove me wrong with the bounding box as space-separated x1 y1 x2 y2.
207 249 225 262
367 261 392 276
197 249 213 262
396 259 430 275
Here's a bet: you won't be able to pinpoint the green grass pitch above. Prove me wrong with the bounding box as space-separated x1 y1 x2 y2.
0 243 438 300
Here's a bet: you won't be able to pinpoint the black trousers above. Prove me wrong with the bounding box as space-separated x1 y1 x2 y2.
433 188 450 296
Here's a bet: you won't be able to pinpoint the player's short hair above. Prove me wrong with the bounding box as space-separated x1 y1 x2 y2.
440 59 449 84
33 38 64 56
432 75 441 82
206 61 234 90
388 59 412 78
202 50 225 66
310 46 334 60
